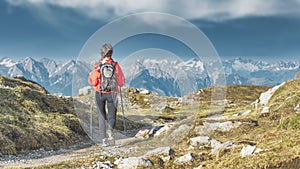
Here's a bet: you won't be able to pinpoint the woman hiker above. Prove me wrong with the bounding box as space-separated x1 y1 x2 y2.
88 43 125 147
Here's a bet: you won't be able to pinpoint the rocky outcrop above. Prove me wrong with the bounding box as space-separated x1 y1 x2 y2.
259 82 285 105
189 136 235 155
194 121 242 135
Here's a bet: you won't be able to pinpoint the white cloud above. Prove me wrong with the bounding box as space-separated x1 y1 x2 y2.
6 0 300 21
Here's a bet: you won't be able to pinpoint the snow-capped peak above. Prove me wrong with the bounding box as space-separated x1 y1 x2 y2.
0 57 16 67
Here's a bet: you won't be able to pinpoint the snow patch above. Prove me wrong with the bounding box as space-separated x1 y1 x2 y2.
0 58 16 67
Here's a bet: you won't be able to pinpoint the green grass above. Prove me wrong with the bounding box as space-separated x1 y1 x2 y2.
0 76 88 156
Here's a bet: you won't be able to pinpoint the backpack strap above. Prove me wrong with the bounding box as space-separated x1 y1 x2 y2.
111 61 116 67
99 61 116 68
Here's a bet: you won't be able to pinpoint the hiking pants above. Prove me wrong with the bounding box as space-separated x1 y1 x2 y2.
95 92 118 140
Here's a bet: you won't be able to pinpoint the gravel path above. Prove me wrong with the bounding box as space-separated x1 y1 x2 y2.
0 137 143 168
0 142 95 168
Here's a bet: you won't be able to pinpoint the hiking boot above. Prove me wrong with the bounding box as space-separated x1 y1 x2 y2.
108 138 115 146
106 130 115 146
106 130 114 139
102 138 109 147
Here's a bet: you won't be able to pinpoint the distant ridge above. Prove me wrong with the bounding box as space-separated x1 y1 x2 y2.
1 57 299 96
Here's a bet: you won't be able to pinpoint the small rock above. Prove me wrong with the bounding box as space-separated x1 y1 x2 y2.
240 145 256 157
294 104 300 112
188 145 195 150
198 152 205 156
96 161 114 169
144 147 173 162
261 106 269 113
144 146 173 157
114 158 123 165
211 140 235 154
148 125 164 136
194 165 203 169
251 99 259 109
154 124 172 136
117 157 152 169
175 153 194 164
135 128 150 138
233 110 251 116
254 148 263 154
139 88 150 95
206 116 228 121
210 139 222 149
190 136 211 147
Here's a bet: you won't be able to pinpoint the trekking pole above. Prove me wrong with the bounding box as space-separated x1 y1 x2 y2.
89 88 93 143
119 87 127 136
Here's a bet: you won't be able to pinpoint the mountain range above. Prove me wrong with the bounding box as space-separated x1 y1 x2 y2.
0 57 299 96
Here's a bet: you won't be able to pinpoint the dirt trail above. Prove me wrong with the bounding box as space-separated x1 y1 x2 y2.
0 137 142 168
0 111 196 168
0 145 100 168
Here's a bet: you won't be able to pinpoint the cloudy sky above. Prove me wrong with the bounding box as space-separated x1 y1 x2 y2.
1 0 300 62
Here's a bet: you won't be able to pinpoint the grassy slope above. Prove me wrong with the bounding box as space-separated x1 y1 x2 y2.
5 81 300 168
0 76 88 156
172 81 300 169
0 76 145 157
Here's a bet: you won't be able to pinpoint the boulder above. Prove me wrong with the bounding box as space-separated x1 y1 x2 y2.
190 136 211 147
195 121 242 135
175 153 194 164
116 157 152 169
144 146 173 162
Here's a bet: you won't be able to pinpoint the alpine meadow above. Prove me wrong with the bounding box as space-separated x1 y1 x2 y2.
1 0 300 168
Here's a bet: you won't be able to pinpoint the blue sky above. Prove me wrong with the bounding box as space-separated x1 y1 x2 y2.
1 0 300 62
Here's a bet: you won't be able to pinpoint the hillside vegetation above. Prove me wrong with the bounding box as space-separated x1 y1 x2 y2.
173 81 300 169
0 76 146 157
36 82 300 169
0 76 89 156
1 77 300 169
